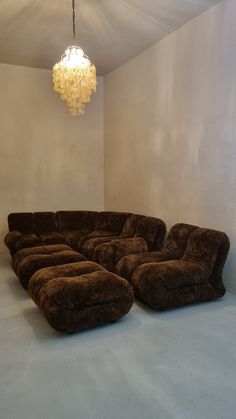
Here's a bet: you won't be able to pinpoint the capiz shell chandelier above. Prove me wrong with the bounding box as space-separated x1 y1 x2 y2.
53 0 97 116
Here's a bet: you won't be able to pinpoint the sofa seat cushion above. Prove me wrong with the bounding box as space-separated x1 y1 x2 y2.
66 230 119 253
131 258 225 310
29 261 105 304
116 252 166 281
65 230 93 252
14 244 86 290
40 232 65 245
20 234 42 248
82 236 120 259
94 237 148 272
28 261 134 333
12 244 70 273
79 230 120 249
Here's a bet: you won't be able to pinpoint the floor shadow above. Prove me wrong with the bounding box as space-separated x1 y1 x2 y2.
22 304 141 346
0 251 12 268
133 295 228 321
6 275 29 301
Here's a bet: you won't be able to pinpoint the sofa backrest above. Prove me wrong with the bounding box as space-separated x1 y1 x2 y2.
121 214 143 237
164 223 198 256
56 211 96 232
183 228 230 286
34 212 58 235
134 216 166 251
8 213 34 234
95 211 130 233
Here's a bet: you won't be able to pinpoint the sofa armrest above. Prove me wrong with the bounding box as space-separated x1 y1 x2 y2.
4 231 42 257
94 237 148 272
4 231 23 256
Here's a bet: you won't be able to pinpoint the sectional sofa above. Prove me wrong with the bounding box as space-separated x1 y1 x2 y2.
5 211 166 259
4 211 230 333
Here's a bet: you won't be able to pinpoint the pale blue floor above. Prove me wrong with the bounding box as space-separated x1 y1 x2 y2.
0 251 236 419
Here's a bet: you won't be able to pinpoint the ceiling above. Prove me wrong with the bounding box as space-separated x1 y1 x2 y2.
0 0 221 75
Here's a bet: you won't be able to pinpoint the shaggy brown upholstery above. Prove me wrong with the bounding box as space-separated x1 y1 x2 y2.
34 212 65 245
94 238 149 272
82 215 166 261
134 216 166 250
4 211 166 260
14 244 86 290
65 211 130 253
29 261 105 304
56 211 96 232
5 212 66 256
12 244 71 273
28 261 134 333
34 212 58 235
71 230 121 253
4 212 230 333
39 232 65 245
82 235 121 259
121 214 143 237
116 223 198 280
5 231 41 257
93 217 166 272
131 228 230 310
64 230 93 252
8 212 34 234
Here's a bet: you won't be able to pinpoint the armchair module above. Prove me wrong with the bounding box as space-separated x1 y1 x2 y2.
93 216 167 272
116 223 198 280
131 228 230 310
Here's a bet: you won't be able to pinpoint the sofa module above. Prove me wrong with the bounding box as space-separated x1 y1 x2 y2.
66 211 131 253
116 223 198 281
28 261 134 333
131 228 230 310
5 212 66 256
93 216 167 272
13 244 86 290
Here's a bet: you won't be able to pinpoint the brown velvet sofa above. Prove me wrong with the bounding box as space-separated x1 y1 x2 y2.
4 211 167 261
4 212 230 316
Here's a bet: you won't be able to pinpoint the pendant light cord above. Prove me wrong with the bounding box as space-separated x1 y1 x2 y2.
72 0 76 45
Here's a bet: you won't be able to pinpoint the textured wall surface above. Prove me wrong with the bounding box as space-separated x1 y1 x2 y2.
0 63 104 250
104 0 236 292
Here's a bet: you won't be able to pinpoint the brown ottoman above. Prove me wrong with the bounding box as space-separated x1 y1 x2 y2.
28 261 134 333
13 244 86 290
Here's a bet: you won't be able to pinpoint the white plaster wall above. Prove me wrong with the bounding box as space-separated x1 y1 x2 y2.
104 0 236 292
0 63 104 251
